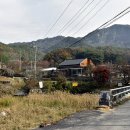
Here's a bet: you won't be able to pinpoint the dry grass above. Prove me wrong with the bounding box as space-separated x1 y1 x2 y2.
0 76 25 88
0 91 99 130
0 76 26 97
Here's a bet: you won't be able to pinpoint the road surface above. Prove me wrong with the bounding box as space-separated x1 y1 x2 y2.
34 100 130 130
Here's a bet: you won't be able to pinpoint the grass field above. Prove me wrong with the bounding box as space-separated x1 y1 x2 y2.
0 91 99 130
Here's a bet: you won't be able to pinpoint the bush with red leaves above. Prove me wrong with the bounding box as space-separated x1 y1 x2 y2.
93 65 110 84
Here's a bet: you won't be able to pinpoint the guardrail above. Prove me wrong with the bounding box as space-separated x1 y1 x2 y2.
99 86 130 106
110 86 130 105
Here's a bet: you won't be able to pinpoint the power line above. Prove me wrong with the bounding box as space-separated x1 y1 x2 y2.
68 7 130 47
57 0 94 34
44 0 108 52
98 7 130 29
44 0 74 37
69 8 130 47
101 11 130 28
71 0 110 36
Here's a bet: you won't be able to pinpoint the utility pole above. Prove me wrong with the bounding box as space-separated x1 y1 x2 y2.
31 61 33 70
34 45 37 79
19 50 22 72
30 50 33 70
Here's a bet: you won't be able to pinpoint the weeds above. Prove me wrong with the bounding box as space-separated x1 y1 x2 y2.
0 91 99 130
0 98 12 107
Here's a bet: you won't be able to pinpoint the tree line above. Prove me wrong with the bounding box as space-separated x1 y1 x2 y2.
44 46 130 66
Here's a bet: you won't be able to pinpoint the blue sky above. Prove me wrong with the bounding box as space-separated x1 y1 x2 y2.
0 0 130 43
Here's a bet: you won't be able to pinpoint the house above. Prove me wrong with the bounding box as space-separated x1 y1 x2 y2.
59 58 94 77
39 67 57 79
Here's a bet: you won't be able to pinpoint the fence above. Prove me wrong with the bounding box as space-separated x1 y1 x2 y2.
99 86 130 106
110 86 130 105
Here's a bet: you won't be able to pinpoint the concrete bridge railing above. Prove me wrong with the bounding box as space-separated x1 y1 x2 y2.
99 86 130 106
110 86 130 105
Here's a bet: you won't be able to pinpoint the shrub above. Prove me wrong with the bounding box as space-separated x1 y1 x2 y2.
25 78 39 89
11 77 26 88
70 81 98 94
65 81 72 92
43 81 56 93
55 72 67 90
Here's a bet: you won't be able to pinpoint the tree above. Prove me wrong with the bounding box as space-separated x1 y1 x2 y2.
93 65 110 84
44 48 73 66
120 65 130 85
75 49 104 64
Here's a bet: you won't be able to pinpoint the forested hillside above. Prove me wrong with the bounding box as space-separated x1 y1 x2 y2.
0 24 130 65
9 24 130 54
0 42 18 63
44 46 130 66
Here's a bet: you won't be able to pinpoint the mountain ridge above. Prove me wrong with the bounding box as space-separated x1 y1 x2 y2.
9 24 130 53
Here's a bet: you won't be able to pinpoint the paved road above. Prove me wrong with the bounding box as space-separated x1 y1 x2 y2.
34 101 130 130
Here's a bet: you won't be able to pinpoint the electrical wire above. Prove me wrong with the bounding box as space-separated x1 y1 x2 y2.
71 0 110 36
57 0 94 34
68 7 130 47
98 7 130 29
44 0 74 37
100 11 130 28
44 0 102 51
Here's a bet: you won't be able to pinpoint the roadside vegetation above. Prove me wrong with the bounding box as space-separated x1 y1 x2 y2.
0 92 99 130
0 76 25 97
